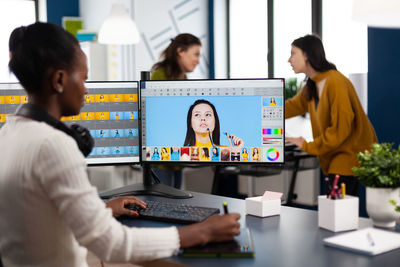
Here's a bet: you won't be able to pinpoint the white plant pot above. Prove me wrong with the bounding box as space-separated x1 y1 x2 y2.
366 187 400 228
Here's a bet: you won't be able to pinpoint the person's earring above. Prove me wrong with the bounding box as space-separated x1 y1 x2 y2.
57 87 63 93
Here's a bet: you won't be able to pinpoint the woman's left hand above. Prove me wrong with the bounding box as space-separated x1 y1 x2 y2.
105 196 147 218
286 137 305 149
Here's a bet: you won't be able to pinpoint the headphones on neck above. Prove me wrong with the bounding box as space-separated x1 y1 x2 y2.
16 103 94 157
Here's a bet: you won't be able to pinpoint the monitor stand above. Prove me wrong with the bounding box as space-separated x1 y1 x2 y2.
99 163 193 199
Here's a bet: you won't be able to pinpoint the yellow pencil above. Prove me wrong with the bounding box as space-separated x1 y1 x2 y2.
341 183 346 199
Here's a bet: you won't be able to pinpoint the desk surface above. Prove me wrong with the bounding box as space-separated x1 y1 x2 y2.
119 191 400 267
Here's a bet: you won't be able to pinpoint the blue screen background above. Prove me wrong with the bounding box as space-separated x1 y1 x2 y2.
145 96 261 147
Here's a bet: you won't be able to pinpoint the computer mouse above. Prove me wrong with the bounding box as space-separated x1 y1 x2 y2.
125 203 143 212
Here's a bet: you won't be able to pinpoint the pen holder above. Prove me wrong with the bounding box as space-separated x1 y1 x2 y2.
245 196 281 217
318 195 359 232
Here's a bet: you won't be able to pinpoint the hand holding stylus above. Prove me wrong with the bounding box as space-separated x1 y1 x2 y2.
224 132 244 147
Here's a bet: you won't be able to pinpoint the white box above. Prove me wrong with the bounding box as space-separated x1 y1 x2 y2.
245 196 281 217
318 195 359 232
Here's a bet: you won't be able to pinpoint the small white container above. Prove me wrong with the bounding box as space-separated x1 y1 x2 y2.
245 196 281 217
318 195 359 232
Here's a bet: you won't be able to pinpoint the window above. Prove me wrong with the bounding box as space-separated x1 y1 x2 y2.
0 0 36 82
229 0 268 78
274 0 311 81
322 0 368 76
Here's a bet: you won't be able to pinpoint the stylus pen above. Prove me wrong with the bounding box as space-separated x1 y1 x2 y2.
223 201 229 214
207 128 215 147
224 132 235 147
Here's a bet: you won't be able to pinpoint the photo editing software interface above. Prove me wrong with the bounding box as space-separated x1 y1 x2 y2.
0 82 140 165
140 79 285 164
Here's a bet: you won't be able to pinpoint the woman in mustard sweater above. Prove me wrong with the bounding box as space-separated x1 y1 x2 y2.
286 34 377 196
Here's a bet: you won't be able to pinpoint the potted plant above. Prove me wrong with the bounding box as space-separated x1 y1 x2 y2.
352 143 400 228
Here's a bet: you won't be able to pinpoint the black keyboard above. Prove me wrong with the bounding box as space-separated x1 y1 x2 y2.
126 200 220 224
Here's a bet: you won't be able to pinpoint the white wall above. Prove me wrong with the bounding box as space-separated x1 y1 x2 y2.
79 0 209 81
213 0 228 78
134 0 209 79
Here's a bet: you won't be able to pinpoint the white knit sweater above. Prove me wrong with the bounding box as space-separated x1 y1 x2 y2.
0 116 179 267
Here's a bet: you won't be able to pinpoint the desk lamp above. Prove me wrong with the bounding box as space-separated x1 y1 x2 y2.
98 3 140 44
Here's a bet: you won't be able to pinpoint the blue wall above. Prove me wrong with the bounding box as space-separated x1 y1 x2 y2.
368 28 400 147
46 0 79 26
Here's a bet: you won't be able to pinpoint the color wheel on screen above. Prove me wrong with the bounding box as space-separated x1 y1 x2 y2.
266 148 279 161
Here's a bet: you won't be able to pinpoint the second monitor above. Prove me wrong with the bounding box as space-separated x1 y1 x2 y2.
140 79 285 165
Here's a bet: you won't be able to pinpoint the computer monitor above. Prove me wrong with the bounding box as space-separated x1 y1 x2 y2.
100 79 285 199
0 81 140 165
140 79 285 165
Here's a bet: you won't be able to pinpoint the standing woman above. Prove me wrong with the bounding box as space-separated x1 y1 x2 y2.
150 33 202 188
0 22 240 266
286 34 377 196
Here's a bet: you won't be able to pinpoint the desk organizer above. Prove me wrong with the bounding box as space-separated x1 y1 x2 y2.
245 196 281 217
318 195 359 232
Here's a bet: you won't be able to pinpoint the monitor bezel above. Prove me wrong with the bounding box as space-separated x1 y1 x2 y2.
138 78 286 166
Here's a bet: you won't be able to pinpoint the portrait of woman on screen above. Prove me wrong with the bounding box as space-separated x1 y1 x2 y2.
183 99 244 148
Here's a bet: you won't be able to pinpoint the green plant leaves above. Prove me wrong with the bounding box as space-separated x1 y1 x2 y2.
352 143 400 188
285 77 300 100
389 200 400 213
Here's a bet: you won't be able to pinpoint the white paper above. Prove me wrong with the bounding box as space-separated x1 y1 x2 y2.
323 227 400 256
261 191 283 201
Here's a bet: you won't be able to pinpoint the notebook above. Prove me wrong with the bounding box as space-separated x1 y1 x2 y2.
180 228 254 258
323 227 400 256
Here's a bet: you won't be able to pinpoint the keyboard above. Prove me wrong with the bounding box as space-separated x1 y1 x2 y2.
126 200 220 224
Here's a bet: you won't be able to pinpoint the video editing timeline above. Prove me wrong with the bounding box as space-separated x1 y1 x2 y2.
0 82 140 165
67 82 140 165
0 83 29 129
140 79 285 164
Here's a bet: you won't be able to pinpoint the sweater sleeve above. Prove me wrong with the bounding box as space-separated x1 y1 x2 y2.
150 68 167 80
35 132 180 263
285 87 308 118
303 76 354 155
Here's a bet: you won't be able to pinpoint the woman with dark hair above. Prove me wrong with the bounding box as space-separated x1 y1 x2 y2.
242 148 249 161
151 33 201 80
200 147 210 161
286 34 377 196
0 22 240 266
211 147 220 161
252 147 260 162
150 33 201 188
161 147 170 161
184 99 220 146
184 99 244 147
151 147 160 160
